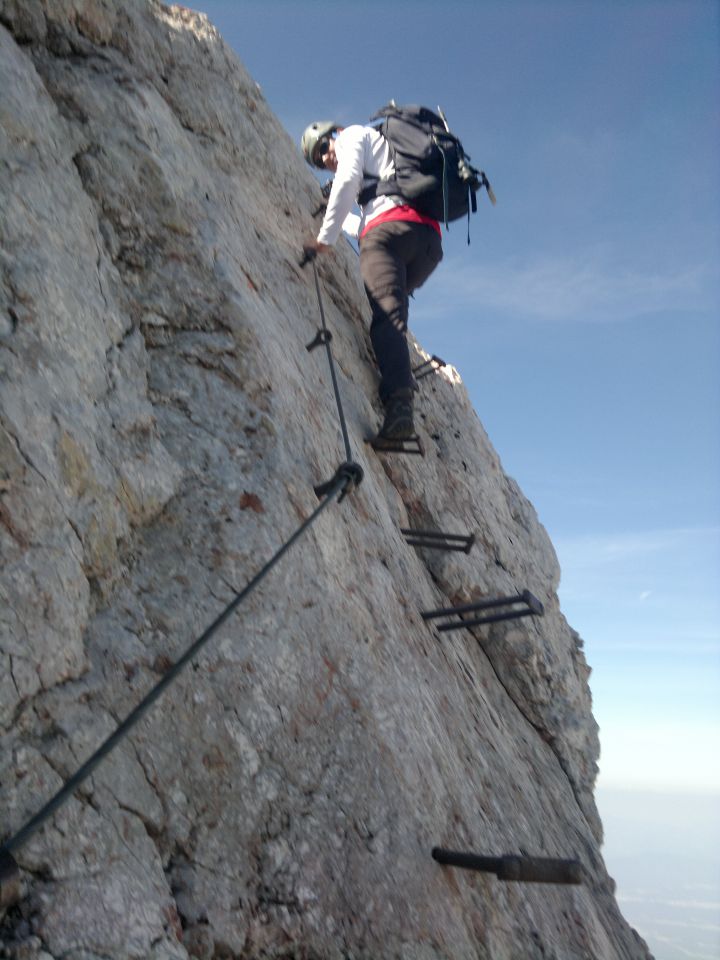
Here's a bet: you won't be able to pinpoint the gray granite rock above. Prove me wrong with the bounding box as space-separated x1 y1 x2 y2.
0 3 651 958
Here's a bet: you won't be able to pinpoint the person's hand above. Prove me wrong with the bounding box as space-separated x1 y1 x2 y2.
300 240 332 267
305 240 332 256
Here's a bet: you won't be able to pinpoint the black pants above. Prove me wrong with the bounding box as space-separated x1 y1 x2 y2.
359 221 443 403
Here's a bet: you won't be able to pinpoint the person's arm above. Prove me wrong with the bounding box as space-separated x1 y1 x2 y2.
340 212 361 238
316 129 364 246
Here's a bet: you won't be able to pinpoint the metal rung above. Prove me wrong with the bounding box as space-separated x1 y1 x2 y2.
366 435 424 456
432 848 583 885
413 355 447 380
400 528 475 553
421 589 543 631
436 608 537 631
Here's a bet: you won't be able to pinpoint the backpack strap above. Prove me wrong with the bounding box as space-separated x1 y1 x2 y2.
356 119 396 207
357 176 380 207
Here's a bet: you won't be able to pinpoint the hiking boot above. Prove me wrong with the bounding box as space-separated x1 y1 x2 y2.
378 389 415 441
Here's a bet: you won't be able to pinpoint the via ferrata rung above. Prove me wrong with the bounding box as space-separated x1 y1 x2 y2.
421 589 544 632
432 848 583 885
401 528 475 553
367 435 425 456
413 355 447 381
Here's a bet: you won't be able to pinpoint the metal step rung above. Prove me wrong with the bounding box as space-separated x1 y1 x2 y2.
413 355 447 380
432 848 583 885
421 589 543 631
400 528 475 554
366 435 425 456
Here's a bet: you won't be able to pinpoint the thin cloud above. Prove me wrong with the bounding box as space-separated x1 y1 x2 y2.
598 720 720 792
553 526 720 648
554 526 720 568
416 253 716 324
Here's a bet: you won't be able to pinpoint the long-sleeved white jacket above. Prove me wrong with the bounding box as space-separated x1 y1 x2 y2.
316 125 402 245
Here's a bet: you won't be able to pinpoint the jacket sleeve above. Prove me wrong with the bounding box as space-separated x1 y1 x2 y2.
341 213 361 238
316 128 365 246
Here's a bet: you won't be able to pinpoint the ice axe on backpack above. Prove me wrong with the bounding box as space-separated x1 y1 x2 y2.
479 170 497 206
436 106 496 208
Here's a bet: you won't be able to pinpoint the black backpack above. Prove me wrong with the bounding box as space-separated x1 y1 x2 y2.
357 103 495 235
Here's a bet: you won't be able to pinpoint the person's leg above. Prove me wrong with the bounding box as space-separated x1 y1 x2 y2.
405 225 443 296
359 223 413 404
360 223 443 439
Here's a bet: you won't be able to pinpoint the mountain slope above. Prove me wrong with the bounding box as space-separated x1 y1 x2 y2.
0 2 651 958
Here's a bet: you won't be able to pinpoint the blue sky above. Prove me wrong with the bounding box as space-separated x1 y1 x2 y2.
196 0 719 879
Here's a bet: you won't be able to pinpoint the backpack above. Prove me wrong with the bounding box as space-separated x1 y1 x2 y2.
357 102 495 237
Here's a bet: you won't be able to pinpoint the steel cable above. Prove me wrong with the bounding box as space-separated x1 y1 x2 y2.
310 259 353 463
0 467 355 860
2 245 364 868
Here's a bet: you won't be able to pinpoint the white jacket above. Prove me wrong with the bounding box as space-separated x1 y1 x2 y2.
316 125 402 245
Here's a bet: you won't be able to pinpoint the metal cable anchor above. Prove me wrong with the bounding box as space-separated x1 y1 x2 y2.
306 329 333 352
313 461 364 501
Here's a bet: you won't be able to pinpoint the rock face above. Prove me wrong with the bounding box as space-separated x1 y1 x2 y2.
0 3 651 958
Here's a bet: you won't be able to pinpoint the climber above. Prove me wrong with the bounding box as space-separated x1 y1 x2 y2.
301 121 443 443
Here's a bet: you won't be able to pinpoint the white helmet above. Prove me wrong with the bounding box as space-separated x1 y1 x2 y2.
301 120 338 168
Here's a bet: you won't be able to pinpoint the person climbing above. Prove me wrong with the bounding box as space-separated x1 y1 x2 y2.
301 120 443 443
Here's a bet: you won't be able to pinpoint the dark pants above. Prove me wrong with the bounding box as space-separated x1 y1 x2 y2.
359 221 443 403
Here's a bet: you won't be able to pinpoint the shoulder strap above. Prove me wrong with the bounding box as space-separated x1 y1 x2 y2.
357 177 380 206
357 123 394 207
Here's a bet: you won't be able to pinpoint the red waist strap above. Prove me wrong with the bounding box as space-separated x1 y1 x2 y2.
361 204 441 239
